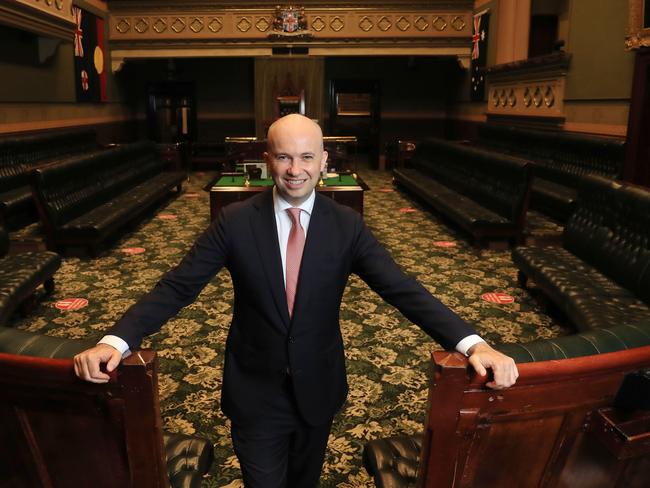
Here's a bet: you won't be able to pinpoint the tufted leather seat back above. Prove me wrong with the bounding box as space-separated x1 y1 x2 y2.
0 224 8 258
0 129 96 192
413 137 531 222
0 160 28 193
603 185 650 304
563 174 615 265
0 327 96 358
477 124 625 179
498 322 650 363
31 141 160 227
563 175 650 305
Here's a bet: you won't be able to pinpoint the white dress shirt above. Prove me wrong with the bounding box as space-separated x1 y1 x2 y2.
100 187 484 356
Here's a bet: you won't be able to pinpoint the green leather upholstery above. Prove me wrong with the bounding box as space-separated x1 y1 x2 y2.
394 138 531 244
366 132 631 488
0 223 8 257
476 123 625 221
0 327 95 357
477 124 624 180
31 141 185 253
0 128 97 230
369 173 649 486
513 175 650 332
0 224 61 326
497 322 650 363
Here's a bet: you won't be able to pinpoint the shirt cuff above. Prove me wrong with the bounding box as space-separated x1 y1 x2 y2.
98 335 131 357
455 335 485 356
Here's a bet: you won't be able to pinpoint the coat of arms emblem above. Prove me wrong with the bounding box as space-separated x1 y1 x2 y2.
270 5 312 39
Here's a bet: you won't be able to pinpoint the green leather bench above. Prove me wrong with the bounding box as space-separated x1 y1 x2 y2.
0 223 60 326
0 128 98 230
476 123 625 222
31 141 185 256
513 175 650 332
393 137 532 247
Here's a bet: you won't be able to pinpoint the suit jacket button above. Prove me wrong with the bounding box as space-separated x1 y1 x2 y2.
288 336 295 344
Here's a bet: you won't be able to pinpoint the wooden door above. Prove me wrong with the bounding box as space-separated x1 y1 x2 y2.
147 81 196 143
328 79 381 169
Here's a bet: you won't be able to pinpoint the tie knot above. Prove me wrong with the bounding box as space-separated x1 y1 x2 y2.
287 207 301 225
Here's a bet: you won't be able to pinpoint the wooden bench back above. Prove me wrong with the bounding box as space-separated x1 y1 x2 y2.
418 346 650 488
0 350 170 487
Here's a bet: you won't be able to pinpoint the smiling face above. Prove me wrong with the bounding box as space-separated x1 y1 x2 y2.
265 114 328 206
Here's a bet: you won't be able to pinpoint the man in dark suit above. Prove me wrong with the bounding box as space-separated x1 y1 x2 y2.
75 114 518 487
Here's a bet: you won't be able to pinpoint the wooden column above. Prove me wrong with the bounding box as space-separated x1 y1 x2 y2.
495 0 531 64
623 48 650 186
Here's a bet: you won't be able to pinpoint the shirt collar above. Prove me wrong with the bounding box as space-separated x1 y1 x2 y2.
273 186 316 217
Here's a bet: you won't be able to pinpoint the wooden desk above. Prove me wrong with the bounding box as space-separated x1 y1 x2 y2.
209 174 367 220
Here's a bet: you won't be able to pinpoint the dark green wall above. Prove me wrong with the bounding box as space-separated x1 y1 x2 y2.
565 0 634 100
0 25 75 103
0 20 127 104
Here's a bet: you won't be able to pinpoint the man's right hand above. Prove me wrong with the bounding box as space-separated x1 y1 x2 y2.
73 343 123 383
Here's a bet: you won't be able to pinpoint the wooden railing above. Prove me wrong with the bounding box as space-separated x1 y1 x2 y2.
417 346 650 487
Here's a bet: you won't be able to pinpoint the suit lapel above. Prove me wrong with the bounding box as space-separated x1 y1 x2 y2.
250 190 291 329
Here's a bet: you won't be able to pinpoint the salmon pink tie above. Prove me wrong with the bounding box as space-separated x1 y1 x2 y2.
286 208 305 318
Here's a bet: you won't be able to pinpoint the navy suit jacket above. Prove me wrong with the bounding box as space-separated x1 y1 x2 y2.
110 189 476 426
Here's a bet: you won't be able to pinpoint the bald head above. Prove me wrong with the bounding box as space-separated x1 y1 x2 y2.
267 114 324 152
264 114 328 206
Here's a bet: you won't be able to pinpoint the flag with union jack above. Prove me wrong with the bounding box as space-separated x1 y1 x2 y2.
470 10 490 101
73 6 107 102
73 7 84 57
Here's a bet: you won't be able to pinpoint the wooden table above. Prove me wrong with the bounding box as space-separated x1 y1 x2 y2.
209 174 367 221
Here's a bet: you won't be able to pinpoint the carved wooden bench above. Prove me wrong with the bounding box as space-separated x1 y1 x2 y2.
365 337 650 487
0 328 214 487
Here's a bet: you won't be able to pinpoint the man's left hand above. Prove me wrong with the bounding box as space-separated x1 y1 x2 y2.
466 342 518 389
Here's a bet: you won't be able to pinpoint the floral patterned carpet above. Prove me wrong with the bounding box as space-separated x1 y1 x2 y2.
11 169 568 487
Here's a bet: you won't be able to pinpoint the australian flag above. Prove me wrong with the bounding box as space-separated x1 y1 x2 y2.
73 7 107 102
470 11 490 102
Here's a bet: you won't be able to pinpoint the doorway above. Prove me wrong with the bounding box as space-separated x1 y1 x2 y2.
328 79 381 169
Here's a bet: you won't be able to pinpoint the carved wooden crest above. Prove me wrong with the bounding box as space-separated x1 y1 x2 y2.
269 5 312 39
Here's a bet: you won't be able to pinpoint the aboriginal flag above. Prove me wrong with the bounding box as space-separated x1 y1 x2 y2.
73 7 107 102
470 11 490 102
